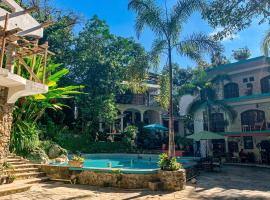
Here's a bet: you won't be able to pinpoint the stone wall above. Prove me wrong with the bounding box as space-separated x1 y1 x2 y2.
0 87 13 164
39 165 187 191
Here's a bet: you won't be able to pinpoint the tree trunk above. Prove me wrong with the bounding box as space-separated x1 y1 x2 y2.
0 87 14 165
168 45 175 158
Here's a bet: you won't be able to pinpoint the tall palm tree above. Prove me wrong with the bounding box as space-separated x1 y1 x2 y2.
262 30 270 57
128 0 222 157
179 68 236 131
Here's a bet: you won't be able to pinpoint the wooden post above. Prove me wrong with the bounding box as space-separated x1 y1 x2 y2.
42 41 48 84
30 39 38 81
0 14 9 69
17 60 21 75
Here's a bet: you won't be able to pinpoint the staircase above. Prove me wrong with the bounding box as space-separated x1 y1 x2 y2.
0 154 49 197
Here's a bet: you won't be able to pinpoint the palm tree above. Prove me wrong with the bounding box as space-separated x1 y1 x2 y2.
128 0 222 157
179 68 236 132
262 30 270 56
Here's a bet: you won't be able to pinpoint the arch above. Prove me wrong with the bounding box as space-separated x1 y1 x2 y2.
143 110 160 124
241 110 265 131
224 82 239 99
246 83 253 96
260 75 270 93
123 108 142 127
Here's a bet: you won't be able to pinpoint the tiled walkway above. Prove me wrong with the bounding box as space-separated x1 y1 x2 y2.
1 166 270 200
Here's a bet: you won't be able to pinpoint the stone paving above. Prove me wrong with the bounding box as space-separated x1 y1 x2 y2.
1 166 270 200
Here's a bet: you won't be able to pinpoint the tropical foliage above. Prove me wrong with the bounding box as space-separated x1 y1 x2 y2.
128 0 222 157
179 67 236 132
262 30 270 57
232 47 251 61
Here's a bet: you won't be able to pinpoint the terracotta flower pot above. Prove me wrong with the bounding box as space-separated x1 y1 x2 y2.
68 160 84 168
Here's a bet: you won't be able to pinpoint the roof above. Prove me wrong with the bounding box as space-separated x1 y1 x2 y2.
207 56 270 73
220 130 270 137
222 92 270 103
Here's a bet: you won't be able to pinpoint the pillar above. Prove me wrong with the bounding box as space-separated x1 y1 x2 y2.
159 111 163 125
120 111 124 132
0 87 14 164
140 111 144 122
98 117 103 132
178 119 185 137
225 136 229 154
6 44 16 73
131 111 135 124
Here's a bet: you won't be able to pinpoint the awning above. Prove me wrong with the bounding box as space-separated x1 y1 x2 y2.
143 123 168 131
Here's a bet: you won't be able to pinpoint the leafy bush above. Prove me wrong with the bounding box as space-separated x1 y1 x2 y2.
10 121 40 154
232 47 251 61
158 153 182 171
72 155 84 162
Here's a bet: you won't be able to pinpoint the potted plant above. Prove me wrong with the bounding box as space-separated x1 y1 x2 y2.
6 174 16 184
158 153 186 191
158 153 181 171
68 155 85 168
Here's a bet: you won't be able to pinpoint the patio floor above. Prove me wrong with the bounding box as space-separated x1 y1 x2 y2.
1 166 270 200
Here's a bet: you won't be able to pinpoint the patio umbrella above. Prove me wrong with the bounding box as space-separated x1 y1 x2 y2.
143 123 168 131
187 131 224 157
187 131 224 141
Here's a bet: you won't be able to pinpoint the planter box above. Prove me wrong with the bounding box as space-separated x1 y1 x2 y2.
68 160 84 168
158 169 186 191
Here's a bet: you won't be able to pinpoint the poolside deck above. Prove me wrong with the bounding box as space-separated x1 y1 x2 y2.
0 165 269 199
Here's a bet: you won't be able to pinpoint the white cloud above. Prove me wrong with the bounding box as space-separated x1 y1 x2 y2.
209 27 240 42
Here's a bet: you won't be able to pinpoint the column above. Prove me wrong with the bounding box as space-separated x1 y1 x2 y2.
225 136 229 154
6 44 16 73
99 117 103 132
140 111 144 122
159 111 163 125
0 87 14 164
131 111 135 124
120 111 124 132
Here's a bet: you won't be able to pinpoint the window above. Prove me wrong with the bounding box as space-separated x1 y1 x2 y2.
243 136 254 149
210 113 225 132
249 77 254 82
243 78 248 83
246 83 253 96
261 75 270 93
224 83 239 98
241 110 265 131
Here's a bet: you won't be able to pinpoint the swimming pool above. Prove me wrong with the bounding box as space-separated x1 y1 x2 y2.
51 154 199 174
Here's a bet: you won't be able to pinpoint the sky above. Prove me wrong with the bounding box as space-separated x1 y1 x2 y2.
51 0 269 69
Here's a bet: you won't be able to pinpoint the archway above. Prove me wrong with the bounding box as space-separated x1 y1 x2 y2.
241 110 265 131
224 83 239 98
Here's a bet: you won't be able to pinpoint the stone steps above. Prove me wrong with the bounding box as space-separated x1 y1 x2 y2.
5 167 40 174
0 184 31 197
15 172 46 180
0 154 49 197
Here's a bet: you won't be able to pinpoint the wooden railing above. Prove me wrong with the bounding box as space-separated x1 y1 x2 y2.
0 13 53 84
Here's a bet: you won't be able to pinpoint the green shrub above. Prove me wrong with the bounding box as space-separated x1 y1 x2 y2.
10 121 40 154
158 153 182 171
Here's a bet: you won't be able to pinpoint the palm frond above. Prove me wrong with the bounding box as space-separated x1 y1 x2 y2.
150 38 167 66
128 0 165 38
170 0 204 38
262 29 270 57
187 99 206 117
176 33 223 62
212 100 237 122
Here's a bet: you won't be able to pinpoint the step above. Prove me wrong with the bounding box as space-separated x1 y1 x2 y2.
11 164 39 169
17 177 50 184
7 161 29 165
5 168 40 174
15 172 46 180
0 184 31 197
6 158 23 162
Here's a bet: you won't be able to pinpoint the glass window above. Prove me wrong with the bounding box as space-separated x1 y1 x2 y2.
224 83 239 98
243 136 254 149
249 77 254 82
210 113 225 132
246 83 253 96
243 78 248 83
261 75 270 93
241 110 265 131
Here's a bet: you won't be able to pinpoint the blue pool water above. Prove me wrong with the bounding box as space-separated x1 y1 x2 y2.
51 154 198 173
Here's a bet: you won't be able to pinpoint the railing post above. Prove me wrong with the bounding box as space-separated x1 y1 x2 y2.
0 14 9 69
30 39 38 81
42 41 48 84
